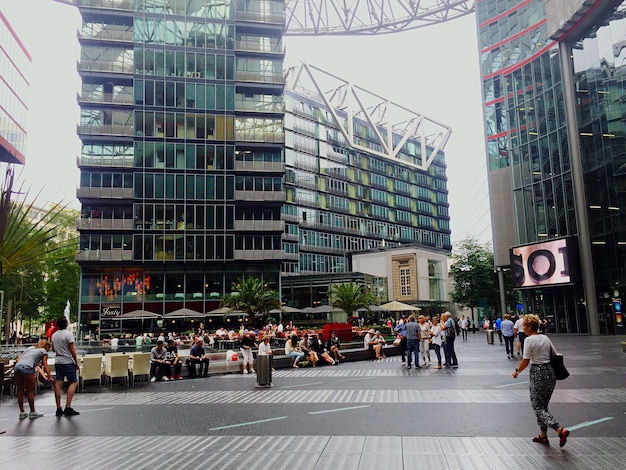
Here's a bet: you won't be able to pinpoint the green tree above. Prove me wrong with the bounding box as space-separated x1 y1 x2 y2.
221 277 280 324
41 208 80 322
329 282 375 318
449 237 502 316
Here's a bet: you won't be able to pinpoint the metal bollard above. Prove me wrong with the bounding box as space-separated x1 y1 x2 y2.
486 329 494 344
256 354 272 388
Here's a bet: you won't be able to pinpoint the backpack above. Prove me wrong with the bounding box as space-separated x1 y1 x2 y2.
445 319 456 340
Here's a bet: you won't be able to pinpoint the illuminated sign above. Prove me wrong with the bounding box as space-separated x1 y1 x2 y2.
510 238 579 288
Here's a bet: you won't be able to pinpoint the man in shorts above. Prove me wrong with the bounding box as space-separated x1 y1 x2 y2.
51 317 80 417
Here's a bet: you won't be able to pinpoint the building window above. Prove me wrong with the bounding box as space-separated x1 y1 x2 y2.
428 260 442 300
400 266 411 296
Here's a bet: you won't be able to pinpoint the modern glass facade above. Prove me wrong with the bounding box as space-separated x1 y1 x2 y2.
74 0 285 338
478 0 626 334
0 11 29 165
282 90 452 279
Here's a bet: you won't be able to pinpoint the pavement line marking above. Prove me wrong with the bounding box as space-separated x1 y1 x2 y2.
281 382 326 388
209 416 288 431
568 417 613 431
339 377 377 383
495 381 528 388
308 405 370 415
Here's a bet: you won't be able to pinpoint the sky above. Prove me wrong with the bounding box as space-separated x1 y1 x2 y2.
0 0 492 247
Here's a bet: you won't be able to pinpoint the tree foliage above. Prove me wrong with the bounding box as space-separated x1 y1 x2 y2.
449 237 500 312
0 167 80 330
329 282 375 317
221 277 281 322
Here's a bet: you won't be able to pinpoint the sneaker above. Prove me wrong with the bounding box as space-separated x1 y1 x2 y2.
176 375 183 380
29 411 44 419
63 407 80 416
19 411 28 419
243 369 249 374
169 376 175 380
150 376 156 382
162 376 169 381
434 365 442 369
249 368 255 373
55 408 64 418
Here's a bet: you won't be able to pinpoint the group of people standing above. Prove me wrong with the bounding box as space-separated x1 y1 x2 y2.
394 312 458 369
12 316 80 420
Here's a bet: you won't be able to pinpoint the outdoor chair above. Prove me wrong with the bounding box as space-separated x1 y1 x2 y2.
129 353 151 386
79 355 103 392
103 354 129 387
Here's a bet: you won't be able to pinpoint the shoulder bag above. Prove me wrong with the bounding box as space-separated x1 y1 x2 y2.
549 341 569 380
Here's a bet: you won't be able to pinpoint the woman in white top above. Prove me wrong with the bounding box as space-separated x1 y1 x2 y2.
284 334 304 367
512 314 569 447
429 317 443 369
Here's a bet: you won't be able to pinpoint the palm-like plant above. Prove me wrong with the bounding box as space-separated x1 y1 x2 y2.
0 167 76 278
329 282 375 318
221 277 280 324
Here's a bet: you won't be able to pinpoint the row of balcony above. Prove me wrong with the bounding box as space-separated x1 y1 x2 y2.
75 248 285 263
77 60 285 85
72 0 286 26
76 219 284 232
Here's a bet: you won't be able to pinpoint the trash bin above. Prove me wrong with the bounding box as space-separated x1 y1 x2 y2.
256 354 272 387
486 329 494 344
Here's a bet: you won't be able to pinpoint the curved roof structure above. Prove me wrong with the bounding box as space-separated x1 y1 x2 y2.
284 0 476 35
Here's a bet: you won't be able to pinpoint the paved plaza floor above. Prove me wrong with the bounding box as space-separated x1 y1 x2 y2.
1 333 625 469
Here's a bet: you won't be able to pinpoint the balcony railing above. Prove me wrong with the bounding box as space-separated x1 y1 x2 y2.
70 0 133 10
77 59 133 75
235 71 284 84
234 100 284 113
234 161 284 172
234 190 285 202
235 39 284 55
235 10 284 25
234 220 284 231
234 249 284 261
77 124 134 137
78 26 134 43
77 218 133 230
75 249 133 262
77 91 134 106
76 187 134 199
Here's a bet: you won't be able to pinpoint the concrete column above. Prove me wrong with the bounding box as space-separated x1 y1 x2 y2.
559 41 600 335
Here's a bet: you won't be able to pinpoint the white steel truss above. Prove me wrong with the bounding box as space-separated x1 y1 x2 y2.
285 63 452 171
284 0 476 35
56 0 476 35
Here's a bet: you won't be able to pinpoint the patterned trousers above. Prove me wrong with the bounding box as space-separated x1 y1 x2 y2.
529 363 559 431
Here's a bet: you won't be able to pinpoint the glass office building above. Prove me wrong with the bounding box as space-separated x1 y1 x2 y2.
74 0 285 337
478 0 626 334
73 1 452 337
0 10 29 165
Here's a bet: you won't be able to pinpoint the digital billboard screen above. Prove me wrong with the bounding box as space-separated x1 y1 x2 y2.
510 237 579 289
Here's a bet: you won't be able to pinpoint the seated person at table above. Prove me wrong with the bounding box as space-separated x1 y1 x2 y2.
187 339 210 378
164 338 183 380
326 331 346 362
285 334 304 368
150 340 168 382
215 327 228 339
310 333 336 365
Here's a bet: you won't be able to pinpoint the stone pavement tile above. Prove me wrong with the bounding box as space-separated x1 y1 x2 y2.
313 452 362 470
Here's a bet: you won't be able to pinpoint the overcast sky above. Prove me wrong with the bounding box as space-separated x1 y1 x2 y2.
1 0 492 246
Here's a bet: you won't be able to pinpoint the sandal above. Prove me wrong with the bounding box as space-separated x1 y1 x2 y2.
558 428 569 448
532 435 549 445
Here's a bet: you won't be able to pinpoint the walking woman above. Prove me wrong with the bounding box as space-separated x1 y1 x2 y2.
14 339 52 419
512 314 569 447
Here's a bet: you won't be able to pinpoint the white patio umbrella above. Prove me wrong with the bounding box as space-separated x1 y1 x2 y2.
379 301 421 312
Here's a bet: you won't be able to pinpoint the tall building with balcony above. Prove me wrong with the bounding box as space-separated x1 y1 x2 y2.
74 0 285 337
478 0 626 334
281 64 452 313
0 10 30 165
